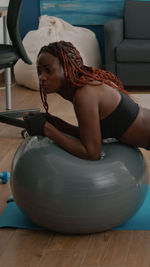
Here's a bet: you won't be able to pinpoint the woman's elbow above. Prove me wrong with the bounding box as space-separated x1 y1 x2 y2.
85 150 101 161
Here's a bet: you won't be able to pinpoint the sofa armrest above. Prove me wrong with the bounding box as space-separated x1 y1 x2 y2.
104 19 124 74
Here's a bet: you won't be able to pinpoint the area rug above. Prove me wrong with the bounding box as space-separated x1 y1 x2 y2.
0 187 150 231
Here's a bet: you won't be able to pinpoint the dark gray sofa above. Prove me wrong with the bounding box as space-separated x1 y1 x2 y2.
104 0 150 86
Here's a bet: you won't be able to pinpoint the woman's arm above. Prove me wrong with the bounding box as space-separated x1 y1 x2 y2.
48 115 80 138
44 87 102 160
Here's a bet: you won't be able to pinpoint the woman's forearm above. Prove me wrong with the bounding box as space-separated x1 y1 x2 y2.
50 115 80 138
44 122 100 160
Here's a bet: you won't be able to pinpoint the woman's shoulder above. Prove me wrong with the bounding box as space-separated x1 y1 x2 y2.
74 83 101 102
74 82 117 100
73 82 122 107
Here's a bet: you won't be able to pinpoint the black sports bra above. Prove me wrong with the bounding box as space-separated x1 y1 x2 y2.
101 91 139 139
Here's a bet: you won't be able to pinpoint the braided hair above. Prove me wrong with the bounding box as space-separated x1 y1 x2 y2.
37 41 128 113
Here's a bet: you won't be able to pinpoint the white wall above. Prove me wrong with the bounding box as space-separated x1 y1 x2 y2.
0 0 9 43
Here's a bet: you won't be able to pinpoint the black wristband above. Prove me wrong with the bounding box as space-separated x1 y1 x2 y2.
23 112 47 136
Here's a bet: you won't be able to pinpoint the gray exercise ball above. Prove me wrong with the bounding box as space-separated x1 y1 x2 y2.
10 136 148 234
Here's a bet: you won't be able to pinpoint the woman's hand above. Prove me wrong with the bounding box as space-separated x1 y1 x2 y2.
23 112 47 136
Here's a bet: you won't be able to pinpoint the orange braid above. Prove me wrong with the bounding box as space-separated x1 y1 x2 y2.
38 41 129 113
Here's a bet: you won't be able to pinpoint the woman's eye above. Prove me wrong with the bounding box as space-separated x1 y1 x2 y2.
46 68 51 74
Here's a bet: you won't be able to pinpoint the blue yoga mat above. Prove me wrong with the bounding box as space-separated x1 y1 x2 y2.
0 187 150 231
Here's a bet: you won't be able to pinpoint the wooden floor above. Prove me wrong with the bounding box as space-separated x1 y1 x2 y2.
1 83 150 267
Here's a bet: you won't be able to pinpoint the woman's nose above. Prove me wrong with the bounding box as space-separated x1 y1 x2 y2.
39 73 47 81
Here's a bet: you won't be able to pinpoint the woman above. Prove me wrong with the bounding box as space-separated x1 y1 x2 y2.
23 41 150 160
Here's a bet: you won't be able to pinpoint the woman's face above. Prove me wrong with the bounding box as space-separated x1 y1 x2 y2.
37 52 66 94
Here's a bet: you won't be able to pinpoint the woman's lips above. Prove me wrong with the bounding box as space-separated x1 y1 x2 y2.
41 85 48 90
41 84 47 88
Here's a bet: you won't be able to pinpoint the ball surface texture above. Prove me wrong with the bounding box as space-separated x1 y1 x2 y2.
11 136 148 234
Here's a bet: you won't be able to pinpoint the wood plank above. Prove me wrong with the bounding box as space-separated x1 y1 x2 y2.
39 233 91 266
82 231 112 265
46 233 91 253
0 182 11 214
125 231 150 267
98 230 132 266
0 229 52 267
39 250 84 267
0 229 16 256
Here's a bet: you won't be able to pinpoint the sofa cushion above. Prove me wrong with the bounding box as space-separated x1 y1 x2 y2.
116 39 150 62
117 63 150 86
124 0 150 39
